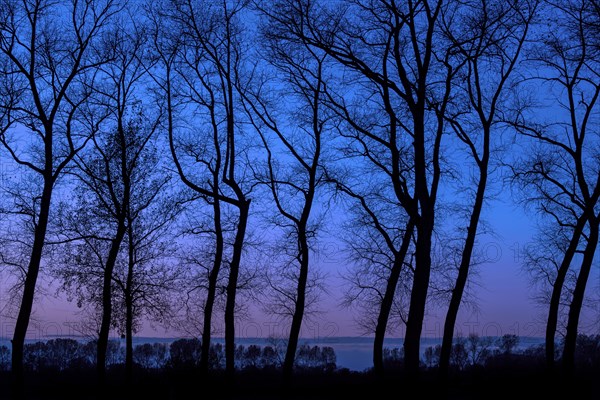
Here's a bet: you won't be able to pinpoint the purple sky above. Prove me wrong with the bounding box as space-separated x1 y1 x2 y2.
3 190 590 341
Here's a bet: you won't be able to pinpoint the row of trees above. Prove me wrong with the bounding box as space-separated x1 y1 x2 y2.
1 0 599 391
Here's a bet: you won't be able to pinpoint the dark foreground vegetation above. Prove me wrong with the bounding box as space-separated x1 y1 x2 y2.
0 361 598 400
1 334 600 399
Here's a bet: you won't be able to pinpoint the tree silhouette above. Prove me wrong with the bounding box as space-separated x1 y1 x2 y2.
109 120 179 383
510 0 600 373
243 4 331 378
0 0 119 388
154 0 253 377
260 0 459 375
437 0 536 378
146 2 228 375
52 14 162 384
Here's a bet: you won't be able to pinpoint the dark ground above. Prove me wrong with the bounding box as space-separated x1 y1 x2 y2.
0 366 598 400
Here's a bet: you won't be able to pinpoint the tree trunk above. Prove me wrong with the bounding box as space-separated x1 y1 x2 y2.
97 221 127 384
545 216 586 370
373 219 415 376
439 163 488 378
224 200 250 377
125 292 133 383
282 229 309 379
404 215 434 375
200 199 224 373
562 218 599 374
404 111 435 376
125 223 135 384
12 178 53 392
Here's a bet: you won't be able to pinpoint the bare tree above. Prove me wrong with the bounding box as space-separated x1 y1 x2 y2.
522 222 580 361
112 156 180 383
153 0 253 377
50 16 166 387
510 0 600 373
437 0 537 378
331 177 415 375
0 0 118 385
91 19 154 385
260 0 461 374
241 8 332 378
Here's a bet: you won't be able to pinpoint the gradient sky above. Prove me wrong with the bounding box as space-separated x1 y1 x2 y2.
1 1 599 343
1 186 586 341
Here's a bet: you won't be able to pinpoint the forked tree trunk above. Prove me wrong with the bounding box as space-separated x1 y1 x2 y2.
373 220 415 375
562 219 599 374
224 201 250 377
439 156 488 378
97 222 127 384
545 216 586 370
200 199 224 373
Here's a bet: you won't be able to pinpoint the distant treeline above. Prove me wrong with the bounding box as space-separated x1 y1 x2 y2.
2 333 600 373
384 334 600 371
0 338 336 373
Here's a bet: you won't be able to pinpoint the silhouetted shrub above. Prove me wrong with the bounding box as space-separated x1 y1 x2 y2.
261 345 279 368
0 345 10 371
241 344 261 369
423 345 441 368
466 334 492 366
24 342 49 371
208 342 225 369
382 347 403 369
106 340 124 366
295 344 337 371
522 344 545 361
134 343 169 370
498 334 519 355
450 337 469 370
574 334 600 368
77 340 97 366
169 338 201 369
321 346 337 372
46 338 79 370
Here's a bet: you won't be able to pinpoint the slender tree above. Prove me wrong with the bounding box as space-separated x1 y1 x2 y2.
510 0 600 373
329 175 415 375
92 20 153 385
260 0 457 374
437 0 536 378
241 12 331 377
112 154 179 383
0 0 118 386
154 0 252 377
52 16 161 385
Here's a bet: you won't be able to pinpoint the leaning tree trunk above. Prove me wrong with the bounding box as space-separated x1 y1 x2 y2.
404 215 434 375
125 223 135 384
97 221 127 384
224 201 250 377
12 178 53 392
439 159 488 378
562 219 599 374
545 216 586 370
373 219 415 376
200 199 224 373
282 228 310 380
